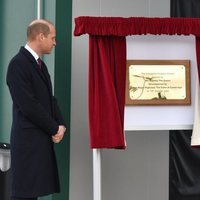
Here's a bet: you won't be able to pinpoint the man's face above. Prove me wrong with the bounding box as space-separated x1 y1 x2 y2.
41 25 56 54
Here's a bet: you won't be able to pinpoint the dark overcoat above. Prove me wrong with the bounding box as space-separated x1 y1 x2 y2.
6 47 65 198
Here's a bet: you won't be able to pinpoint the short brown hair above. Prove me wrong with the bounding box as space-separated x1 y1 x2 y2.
27 19 53 41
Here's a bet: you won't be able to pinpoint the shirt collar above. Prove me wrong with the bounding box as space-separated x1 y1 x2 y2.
24 44 39 61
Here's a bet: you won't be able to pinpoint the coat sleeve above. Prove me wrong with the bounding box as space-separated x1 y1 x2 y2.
7 60 59 136
52 97 66 126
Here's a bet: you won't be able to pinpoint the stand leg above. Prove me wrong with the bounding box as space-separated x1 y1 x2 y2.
93 149 101 200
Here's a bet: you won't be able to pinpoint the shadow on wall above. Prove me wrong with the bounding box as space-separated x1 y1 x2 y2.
0 1 6 142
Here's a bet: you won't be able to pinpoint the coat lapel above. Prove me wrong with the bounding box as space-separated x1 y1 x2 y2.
40 62 53 95
20 47 53 95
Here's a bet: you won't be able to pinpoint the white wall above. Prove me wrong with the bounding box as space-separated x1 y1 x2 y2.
101 131 169 200
71 1 171 200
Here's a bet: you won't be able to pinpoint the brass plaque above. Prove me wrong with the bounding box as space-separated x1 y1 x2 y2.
126 60 191 105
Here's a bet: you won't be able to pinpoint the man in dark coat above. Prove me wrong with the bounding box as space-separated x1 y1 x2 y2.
6 19 66 200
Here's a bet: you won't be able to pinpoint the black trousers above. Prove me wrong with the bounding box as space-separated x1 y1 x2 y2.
11 197 37 200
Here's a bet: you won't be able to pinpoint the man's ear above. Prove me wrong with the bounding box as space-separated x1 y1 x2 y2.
38 32 44 41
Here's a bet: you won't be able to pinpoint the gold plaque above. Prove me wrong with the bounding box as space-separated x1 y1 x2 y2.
126 60 191 105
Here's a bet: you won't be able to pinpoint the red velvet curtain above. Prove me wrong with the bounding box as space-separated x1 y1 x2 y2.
74 16 200 149
89 35 126 148
74 17 200 36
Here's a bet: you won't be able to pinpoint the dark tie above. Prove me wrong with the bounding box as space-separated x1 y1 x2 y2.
37 58 42 69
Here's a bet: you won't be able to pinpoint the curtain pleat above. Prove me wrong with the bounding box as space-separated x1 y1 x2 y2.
74 17 200 37
88 35 126 149
169 130 200 200
171 0 200 17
